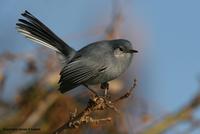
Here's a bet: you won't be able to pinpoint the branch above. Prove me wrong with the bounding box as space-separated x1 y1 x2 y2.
53 80 137 134
105 0 123 39
141 92 200 134
12 91 59 134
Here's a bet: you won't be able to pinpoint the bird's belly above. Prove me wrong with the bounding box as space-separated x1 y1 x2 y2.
86 73 116 85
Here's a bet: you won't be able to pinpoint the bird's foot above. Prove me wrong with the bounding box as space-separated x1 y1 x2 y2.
100 82 110 98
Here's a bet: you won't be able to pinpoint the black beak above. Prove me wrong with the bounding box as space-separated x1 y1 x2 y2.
128 49 138 53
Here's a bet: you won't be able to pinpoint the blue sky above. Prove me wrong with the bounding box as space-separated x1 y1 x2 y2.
1 1 200 132
133 0 200 112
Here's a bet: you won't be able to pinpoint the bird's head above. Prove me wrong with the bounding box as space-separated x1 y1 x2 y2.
110 39 138 59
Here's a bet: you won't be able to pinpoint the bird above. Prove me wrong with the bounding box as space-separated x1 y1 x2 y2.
16 10 138 94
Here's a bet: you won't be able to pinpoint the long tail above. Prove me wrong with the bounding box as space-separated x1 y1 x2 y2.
16 10 75 56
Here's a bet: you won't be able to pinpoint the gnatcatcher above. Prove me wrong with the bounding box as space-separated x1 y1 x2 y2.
16 10 138 94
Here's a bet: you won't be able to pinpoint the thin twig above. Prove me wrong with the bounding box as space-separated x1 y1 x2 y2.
53 79 137 134
141 91 200 134
114 79 137 102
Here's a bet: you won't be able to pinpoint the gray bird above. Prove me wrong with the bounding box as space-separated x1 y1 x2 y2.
16 10 138 94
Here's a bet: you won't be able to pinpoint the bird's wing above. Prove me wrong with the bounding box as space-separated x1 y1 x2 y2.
58 58 106 93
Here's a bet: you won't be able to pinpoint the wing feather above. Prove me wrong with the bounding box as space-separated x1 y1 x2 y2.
58 59 106 93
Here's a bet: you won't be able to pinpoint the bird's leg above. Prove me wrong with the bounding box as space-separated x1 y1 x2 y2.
84 84 98 96
100 82 109 97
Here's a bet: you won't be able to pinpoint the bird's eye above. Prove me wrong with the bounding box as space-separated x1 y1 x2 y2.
118 47 123 51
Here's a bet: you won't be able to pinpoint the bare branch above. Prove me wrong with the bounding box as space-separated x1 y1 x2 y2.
114 79 137 102
12 91 59 134
141 91 200 134
53 80 137 134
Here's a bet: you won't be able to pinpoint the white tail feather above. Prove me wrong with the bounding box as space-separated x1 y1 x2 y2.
17 28 59 52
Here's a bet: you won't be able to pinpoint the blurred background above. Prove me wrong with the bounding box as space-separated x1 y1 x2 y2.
0 0 200 134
